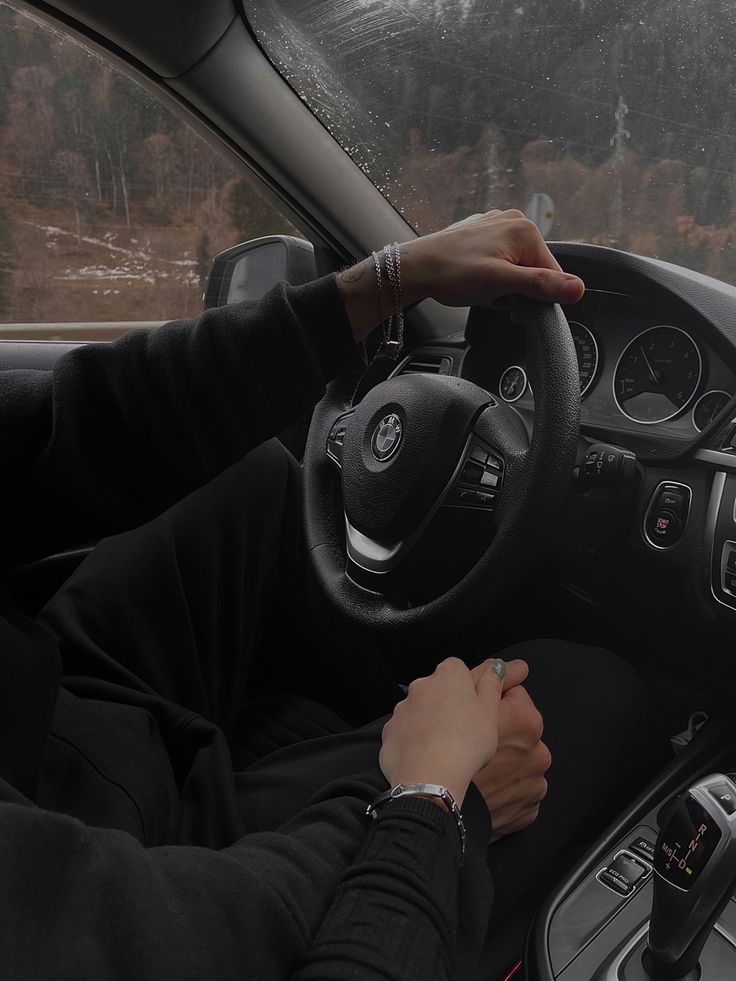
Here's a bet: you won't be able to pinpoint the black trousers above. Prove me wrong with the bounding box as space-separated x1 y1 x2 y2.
40 439 662 973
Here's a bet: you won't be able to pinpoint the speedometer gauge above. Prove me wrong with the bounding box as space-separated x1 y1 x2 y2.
569 321 599 397
613 326 701 424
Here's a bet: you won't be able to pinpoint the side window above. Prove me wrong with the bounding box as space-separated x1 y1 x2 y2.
0 1 295 340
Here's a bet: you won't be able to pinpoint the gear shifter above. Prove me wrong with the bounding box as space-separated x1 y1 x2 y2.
643 773 736 979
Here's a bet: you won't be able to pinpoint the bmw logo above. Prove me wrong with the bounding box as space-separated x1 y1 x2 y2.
371 414 403 461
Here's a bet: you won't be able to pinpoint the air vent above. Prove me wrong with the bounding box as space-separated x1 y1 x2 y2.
400 353 452 375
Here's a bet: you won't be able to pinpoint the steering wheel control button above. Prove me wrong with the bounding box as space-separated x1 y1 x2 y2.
630 837 656 862
598 851 650 896
446 439 504 511
708 784 736 816
454 487 475 503
462 461 484 484
475 492 496 506
643 481 692 550
326 412 354 467
480 471 499 489
371 414 403 462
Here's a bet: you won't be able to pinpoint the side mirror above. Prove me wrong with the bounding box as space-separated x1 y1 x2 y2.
203 235 317 309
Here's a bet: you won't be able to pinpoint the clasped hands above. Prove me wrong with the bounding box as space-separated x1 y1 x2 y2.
379 656 551 840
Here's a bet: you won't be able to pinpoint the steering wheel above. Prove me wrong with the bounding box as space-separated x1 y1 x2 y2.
303 302 580 641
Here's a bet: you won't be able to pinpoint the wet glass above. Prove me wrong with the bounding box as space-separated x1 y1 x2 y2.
244 0 736 283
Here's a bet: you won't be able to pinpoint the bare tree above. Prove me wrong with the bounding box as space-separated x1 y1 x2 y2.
52 150 91 241
139 132 177 201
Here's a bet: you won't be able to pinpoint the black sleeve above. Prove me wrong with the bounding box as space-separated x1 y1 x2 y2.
0 779 470 981
0 274 363 566
290 796 463 980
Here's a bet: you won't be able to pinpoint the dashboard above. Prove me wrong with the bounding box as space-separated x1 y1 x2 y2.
462 288 736 447
393 243 736 645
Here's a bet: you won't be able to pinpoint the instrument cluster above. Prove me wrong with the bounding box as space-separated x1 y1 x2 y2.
471 289 736 439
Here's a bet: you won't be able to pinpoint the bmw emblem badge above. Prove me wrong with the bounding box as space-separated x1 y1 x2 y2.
371 414 403 461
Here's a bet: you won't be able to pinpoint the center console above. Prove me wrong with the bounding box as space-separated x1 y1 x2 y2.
525 718 736 980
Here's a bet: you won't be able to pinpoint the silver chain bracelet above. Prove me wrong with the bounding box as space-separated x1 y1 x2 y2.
370 250 388 347
371 242 404 360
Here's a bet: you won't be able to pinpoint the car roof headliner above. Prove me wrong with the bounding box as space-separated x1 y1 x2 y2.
41 0 237 77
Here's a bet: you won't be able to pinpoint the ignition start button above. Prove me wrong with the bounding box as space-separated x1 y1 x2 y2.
646 507 680 545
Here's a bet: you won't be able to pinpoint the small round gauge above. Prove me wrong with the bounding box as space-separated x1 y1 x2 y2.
499 365 527 402
613 325 702 424
692 390 731 432
569 321 599 397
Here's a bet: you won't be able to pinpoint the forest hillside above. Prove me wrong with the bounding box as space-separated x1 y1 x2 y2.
0 3 293 326
4 0 736 329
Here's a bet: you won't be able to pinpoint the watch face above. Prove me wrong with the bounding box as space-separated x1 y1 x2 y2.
655 794 722 890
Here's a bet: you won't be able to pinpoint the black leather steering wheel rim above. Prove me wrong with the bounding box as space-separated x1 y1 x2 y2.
302 302 580 641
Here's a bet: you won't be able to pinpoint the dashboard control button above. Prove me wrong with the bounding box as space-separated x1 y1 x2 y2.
599 870 631 895
599 852 649 895
480 470 499 489
708 783 736 816
724 572 736 595
630 837 656 862
644 481 691 549
486 452 504 471
726 549 736 574
646 507 680 544
657 488 688 516
469 445 488 465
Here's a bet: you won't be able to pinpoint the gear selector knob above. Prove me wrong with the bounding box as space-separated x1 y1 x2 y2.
644 773 736 979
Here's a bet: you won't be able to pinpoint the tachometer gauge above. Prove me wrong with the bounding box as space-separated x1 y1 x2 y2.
613 326 701 424
569 321 599 397
693 390 731 432
499 365 527 402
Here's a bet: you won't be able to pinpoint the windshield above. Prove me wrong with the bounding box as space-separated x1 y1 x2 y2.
244 0 736 282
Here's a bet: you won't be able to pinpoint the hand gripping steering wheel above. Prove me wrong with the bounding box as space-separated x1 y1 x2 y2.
303 302 580 641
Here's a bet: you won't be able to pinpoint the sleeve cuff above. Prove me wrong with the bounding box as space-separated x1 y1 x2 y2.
284 273 365 382
462 780 493 857
371 794 463 866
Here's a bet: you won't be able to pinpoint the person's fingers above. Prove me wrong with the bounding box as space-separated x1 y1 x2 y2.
475 658 505 708
490 803 542 841
501 658 528 691
470 657 527 690
446 212 488 230
513 220 563 272
469 658 493 685
492 261 585 304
